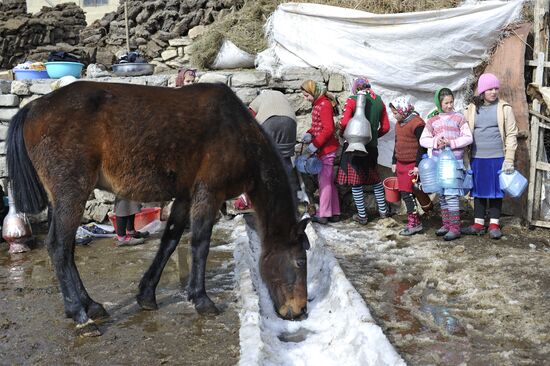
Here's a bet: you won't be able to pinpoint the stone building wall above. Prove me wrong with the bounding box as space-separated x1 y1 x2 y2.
0 3 87 69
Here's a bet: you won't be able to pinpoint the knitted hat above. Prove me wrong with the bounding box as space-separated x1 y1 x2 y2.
477 73 500 95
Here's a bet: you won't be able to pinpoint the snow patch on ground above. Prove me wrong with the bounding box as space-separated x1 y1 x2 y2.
233 215 405 366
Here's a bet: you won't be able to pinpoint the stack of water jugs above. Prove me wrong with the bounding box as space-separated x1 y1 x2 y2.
418 147 462 194
418 146 527 197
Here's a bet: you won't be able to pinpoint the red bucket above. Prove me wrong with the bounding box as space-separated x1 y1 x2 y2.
383 177 400 203
108 207 161 232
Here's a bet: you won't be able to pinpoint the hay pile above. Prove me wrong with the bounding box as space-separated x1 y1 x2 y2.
191 0 277 69
190 0 463 69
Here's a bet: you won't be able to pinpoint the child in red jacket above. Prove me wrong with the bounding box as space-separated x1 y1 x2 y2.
301 80 341 224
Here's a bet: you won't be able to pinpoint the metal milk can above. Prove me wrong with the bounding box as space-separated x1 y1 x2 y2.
2 185 33 253
343 91 372 156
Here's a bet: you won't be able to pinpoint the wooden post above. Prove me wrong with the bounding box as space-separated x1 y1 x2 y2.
527 52 546 223
124 1 130 53
527 0 549 224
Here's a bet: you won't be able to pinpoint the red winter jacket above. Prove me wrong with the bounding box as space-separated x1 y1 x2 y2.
307 95 340 156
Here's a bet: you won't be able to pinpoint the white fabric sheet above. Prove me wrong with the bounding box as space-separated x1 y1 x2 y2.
257 1 524 166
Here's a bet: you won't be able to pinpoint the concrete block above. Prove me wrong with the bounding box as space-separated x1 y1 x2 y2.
168 37 192 47
29 83 52 95
328 74 344 92
230 71 268 88
0 123 9 140
10 81 30 96
0 94 20 107
235 88 259 105
161 49 178 61
198 73 228 84
0 108 18 122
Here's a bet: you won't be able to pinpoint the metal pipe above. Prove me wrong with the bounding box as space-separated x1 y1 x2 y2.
125 0 130 53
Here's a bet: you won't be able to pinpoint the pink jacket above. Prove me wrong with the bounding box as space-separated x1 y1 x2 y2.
420 112 473 159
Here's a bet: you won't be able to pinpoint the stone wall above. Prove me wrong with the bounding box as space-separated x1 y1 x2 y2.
0 3 87 69
80 0 243 67
0 67 350 223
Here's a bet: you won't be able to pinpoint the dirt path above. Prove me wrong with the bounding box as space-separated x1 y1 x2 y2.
315 214 550 365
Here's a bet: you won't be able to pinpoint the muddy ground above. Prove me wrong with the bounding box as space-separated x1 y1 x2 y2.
318 213 550 366
1 213 549 365
0 227 240 365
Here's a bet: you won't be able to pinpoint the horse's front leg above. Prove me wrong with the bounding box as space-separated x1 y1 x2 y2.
187 185 220 314
137 197 189 310
48 199 102 337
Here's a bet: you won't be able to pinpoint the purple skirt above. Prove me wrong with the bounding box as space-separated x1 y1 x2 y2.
471 157 504 199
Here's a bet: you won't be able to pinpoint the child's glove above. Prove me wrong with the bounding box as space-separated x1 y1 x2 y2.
306 143 318 154
303 133 312 143
502 160 514 174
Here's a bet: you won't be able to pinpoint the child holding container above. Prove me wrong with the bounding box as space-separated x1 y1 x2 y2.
420 88 473 241
390 96 427 236
461 73 518 239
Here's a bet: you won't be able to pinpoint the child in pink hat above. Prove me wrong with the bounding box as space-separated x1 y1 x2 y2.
461 73 518 239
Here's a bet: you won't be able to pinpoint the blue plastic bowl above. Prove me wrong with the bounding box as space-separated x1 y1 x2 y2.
13 69 49 80
45 61 84 79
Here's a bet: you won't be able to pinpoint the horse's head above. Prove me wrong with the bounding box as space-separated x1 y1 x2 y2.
260 217 310 321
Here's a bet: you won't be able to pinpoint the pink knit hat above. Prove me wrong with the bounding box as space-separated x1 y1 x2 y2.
477 73 500 95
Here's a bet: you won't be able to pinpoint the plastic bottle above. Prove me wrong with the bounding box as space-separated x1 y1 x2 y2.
437 146 460 189
418 154 441 193
462 169 473 190
499 170 528 198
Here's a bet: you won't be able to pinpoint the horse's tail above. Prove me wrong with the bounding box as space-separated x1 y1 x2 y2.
6 107 48 214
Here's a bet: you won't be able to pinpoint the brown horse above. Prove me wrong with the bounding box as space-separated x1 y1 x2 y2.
7 81 310 336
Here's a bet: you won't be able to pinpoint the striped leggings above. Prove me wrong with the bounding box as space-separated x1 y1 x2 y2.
352 182 388 219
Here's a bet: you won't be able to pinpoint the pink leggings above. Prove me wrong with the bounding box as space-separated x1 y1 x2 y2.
318 152 340 218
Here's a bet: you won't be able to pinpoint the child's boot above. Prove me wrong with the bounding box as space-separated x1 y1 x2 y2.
444 210 461 241
444 223 461 241
399 212 423 236
436 208 449 236
461 222 486 235
488 223 502 239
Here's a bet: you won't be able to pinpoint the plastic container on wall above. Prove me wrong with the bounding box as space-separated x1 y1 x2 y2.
437 146 461 189
499 170 528 198
418 154 440 193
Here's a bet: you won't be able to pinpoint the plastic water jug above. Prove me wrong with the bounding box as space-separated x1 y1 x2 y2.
418 154 440 193
437 146 460 189
462 170 473 190
499 170 528 198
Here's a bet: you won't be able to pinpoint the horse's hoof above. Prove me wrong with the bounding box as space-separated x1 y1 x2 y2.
194 297 220 315
75 320 101 337
136 294 158 310
87 302 109 321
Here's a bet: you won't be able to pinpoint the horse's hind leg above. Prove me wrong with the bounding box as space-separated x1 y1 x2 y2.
137 196 190 310
187 183 222 315
47 204 108 322
48 195 103 336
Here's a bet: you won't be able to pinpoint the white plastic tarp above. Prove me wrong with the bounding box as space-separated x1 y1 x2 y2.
257 1 524 166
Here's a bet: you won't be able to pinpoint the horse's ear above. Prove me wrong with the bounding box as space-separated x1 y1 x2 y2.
301 234 310 251
295 217 310 236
